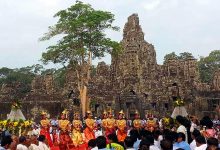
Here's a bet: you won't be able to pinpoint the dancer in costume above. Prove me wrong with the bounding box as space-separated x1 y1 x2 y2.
106 108 116 136
116 110 127 142
146 111 157 132
101 110 108 136
58 109 72 150
40 111 53 148
83 110 95 143
72 112 85 149
133 110 142 131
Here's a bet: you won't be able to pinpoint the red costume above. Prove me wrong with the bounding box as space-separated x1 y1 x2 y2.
40 111 53 148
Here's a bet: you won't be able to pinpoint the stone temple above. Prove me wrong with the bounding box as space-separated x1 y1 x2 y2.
0 14 220 120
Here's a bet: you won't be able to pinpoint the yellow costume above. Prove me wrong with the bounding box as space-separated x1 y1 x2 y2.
133 110 142 130
72 119 84 147
58 109 72 150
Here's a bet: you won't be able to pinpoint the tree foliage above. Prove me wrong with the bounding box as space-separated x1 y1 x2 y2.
198 50 220 83
40 1 121 116
40 1 121 66
163 52 195 64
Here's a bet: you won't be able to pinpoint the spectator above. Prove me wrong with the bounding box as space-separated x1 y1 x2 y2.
106 133 124 150
139 139 150 150
153 130 162 149
88 139 98 150
160 139 173 150
0 135 13 150
190 129 201 150
96 136 107 150
28 136 39 150
195 136 207 150
124 136 135 150
38 135 49 150
207 137 218 147
173 132 190 150
16 136 28 150
144 135 159 150
129 129 141 150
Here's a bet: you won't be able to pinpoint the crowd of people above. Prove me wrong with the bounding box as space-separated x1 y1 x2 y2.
0 109 220 150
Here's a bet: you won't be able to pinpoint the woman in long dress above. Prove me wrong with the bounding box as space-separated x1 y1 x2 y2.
72 112 86 149
58 109 72 150
116 110 127 142
83 111 95 143
40 111 53 148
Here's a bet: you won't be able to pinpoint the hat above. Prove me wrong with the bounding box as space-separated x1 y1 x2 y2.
87 110 91 114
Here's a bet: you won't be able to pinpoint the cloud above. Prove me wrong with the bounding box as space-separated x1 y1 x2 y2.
142 0 161 11
0 0 220 67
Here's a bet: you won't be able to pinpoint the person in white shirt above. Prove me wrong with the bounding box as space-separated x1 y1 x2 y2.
195 136 207 150
16 136 28 150
28 136 40 150
190 129 201 150
37 135 49 150
176 116 188 143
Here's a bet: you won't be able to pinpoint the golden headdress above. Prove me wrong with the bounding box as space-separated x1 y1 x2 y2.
108 108 113 114
41 111 47 115
119 110 124 114
74 111 80 116
135 110 140 115
103 110 107 115
62 109 69 115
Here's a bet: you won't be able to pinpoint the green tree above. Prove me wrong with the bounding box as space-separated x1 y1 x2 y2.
40 1 121 116
178 52 194 60
163 52 178 63
163 52 194 64
198 50 220 83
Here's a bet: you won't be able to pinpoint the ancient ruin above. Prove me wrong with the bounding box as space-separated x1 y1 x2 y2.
0 14 219 120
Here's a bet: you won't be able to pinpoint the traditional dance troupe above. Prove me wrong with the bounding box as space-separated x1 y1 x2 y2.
0 108 220 150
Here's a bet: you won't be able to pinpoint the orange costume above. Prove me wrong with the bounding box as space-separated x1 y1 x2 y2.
133 110 142 130
146 112 157 132
101 110 108 136
116 110 127 142
83 111 95 143
58 109 72 150
105 109 116 136
40 111 53 148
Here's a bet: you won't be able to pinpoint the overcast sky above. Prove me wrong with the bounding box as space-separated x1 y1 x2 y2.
0 0 219 68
